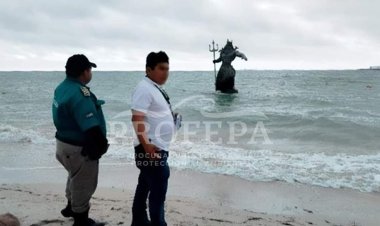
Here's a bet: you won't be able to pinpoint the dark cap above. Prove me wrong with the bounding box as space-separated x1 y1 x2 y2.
65 54 97 74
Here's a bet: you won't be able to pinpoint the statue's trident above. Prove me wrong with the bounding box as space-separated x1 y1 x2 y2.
209 40 219 87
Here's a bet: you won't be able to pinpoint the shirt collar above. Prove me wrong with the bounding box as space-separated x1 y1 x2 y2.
65 77 89 88
144 75 162 88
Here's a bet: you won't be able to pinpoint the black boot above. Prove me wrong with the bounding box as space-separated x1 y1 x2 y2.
73 209 106 226
131 213 151 226
61 200 74 218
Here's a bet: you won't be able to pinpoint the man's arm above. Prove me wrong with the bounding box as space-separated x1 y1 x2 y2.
131 109 160 159
71 94 109 160
82 126 109 160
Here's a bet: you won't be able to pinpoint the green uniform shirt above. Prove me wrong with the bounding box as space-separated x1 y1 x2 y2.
52 77 106 145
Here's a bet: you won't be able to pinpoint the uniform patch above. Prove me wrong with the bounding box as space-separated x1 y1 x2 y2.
81 87 90 97
86 112 94 118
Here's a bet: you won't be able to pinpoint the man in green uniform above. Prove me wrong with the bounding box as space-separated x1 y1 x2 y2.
52 54 109 226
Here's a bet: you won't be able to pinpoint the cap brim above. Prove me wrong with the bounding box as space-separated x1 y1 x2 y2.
89 62 97 68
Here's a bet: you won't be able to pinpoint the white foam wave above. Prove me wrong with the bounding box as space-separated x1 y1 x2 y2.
0 124 53 144
166 140 380 192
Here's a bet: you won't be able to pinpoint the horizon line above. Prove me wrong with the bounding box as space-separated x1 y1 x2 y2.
0 68 372 72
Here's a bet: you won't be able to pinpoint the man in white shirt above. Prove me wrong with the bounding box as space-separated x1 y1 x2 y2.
130 51 179 226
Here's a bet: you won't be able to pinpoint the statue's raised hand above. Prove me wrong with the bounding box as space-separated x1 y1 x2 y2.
236 51 248 61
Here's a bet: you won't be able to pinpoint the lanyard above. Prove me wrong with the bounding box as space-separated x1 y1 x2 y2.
145 75 174 116
153 84 174 116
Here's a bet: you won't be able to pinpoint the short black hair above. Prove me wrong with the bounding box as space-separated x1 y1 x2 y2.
146 51 169 70
65 54 97 78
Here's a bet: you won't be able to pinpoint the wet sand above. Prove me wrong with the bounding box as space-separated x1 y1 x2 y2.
1 164 379 225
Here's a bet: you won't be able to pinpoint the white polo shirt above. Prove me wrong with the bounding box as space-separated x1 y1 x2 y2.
131 76 175 150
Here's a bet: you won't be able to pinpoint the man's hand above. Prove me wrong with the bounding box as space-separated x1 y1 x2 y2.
143 143 161 160
132 110 161 161
82 126 109 160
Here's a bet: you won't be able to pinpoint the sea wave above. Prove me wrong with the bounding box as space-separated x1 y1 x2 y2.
0 124 53 144
166 140 380 192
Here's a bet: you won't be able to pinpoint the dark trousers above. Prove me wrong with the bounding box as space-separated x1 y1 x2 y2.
132 144 170 226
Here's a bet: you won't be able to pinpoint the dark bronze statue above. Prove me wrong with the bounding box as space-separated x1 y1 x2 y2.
213 40 247 93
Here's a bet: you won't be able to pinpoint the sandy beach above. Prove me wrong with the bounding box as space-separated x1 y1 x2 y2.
1 164 379 226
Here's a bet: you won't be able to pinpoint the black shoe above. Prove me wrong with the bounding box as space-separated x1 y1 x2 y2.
131 221 151 226
61 201 74 218
73 209 106 226
87 218 106 226
131 215 151 226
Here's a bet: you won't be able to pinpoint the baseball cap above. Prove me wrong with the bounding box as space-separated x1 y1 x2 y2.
65 54 97 73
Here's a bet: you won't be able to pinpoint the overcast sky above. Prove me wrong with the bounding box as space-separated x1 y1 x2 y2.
0 0 379 71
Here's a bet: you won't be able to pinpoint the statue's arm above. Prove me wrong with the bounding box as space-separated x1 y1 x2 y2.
236 51 248 61
213 56 222 63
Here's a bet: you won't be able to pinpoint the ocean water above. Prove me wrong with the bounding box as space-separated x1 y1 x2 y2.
0 70 379 192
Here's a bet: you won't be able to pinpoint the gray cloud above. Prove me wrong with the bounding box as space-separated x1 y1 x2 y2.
0 0 379 70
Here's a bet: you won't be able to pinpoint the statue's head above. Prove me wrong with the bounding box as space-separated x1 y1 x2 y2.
226 39 234 48
220 39 237 53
